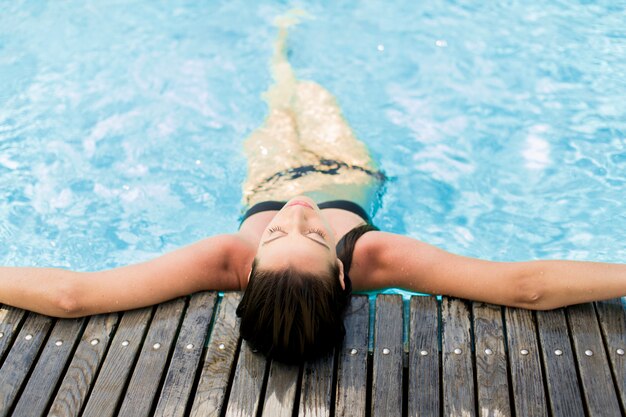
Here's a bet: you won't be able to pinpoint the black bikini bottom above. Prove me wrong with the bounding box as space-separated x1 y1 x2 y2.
240 200 371 225
248 159 386 197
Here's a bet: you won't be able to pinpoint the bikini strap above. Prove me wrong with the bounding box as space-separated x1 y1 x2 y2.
336 223 379 280
239 201 286 226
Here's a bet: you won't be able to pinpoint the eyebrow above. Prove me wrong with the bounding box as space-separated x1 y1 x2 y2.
262 234 330 250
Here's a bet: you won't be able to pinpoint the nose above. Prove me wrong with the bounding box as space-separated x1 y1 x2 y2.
288 206 309 230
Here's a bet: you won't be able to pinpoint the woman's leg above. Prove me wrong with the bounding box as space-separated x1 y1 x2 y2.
242 10 381 206
293 80 377 171
242 107 320 205
242 12 318 205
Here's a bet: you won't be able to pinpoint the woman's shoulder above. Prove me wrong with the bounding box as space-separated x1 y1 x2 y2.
345 230 388 289
349 229 386 256
218 233 257 290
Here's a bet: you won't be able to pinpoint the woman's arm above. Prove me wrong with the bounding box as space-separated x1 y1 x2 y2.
353 232 626 310
0 234 254 318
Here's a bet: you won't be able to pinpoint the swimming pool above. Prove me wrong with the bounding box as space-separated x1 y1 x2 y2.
1 2 625 278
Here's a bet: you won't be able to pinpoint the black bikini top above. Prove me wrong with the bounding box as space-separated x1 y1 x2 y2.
336 223 379 291
240 199 372 225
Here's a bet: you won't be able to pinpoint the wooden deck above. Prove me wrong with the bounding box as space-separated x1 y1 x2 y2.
0 292 624 417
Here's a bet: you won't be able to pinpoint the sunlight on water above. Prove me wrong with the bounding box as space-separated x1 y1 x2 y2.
0 1 625 274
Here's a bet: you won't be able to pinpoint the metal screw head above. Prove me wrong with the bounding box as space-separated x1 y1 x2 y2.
585 349 593 356
55 340 63 347
25 334 33 341
153 343 161 350
520 349 529 356
420 350 429 356
454 348 462 355
218 343 225 350
554 349 563 356
186 343 194 350
90 339 99 346
617 348 624 356
350 348 358 355
382 348 390 355
121 340 130 347
485 348 493 355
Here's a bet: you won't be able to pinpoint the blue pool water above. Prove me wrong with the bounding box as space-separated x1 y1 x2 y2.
1 2 625 277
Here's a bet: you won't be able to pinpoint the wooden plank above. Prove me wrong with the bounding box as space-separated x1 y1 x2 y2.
504 307 547 417
223 340 268 417
12 317 85 417
0 313 52 417
299 351 335 417
81 307 153 417
48 313 118 417
595 298 626 411
262 360 299 417
567 303 622 416
442 298 475 417
372 294 403 417
473 302 510 417
190 292 243 417
0 305 26 365
335 295 369 417
536 309 584 417
118 299 186 417
154 292 217 417
408 296 439 417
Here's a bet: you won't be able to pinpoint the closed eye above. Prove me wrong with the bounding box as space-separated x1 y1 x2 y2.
268 226 286 234
262 228 330 249
307 228 327 239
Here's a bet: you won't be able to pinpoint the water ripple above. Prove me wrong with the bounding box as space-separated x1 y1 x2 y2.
1 1 625 268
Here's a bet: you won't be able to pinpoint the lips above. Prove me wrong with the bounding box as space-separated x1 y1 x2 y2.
287 201 313 209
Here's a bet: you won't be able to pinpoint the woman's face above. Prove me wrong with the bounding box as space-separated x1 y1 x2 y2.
254 196 344 285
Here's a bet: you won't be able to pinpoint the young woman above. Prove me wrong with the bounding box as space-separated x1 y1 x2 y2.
1 14 625 364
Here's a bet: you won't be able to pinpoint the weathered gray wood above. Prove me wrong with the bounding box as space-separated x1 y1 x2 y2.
335 295 369 417
595 298 626 411
118 299 186 417
262 360 300 417
567 303 622 417
2 293 618 417
0 313 52 417
536 309 584 417
191 292 242 417
154 292 218 417
504 307 547 417
0 306 26 365
224 340 268 417
47 314 118 417
299 351 335 417
443 299 474 413
12 317 85 417
442 298 475 417
473 302 510 417
82 307 153 417
372 294 403 417
408 296 439 417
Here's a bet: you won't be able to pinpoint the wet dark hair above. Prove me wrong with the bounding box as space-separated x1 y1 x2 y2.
236 258 352 364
